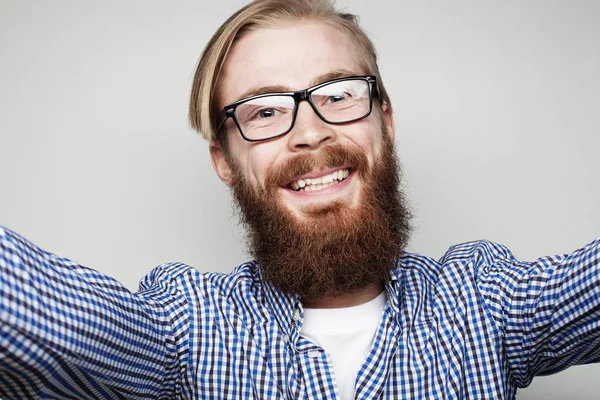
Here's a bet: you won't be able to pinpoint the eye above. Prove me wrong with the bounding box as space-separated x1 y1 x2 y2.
326 93 349 104
257 108 276 118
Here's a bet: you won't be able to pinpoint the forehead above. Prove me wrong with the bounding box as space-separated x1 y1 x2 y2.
218 21 365 107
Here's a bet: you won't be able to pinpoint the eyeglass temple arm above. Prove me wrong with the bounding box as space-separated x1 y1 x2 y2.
214 109 231 140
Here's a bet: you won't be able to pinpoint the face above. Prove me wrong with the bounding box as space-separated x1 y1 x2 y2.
210 21 410 301
211 21 395 219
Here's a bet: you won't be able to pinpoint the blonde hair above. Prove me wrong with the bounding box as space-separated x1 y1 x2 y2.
188 0 391 141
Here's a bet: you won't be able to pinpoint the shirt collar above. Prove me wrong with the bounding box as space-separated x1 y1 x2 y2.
385 258 403 316
257 259 405 335
257 264 300 335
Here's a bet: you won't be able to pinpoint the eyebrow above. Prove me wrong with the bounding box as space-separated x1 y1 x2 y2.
234 69 360 103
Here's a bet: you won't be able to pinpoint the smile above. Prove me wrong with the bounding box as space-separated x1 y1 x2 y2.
288 168 351 192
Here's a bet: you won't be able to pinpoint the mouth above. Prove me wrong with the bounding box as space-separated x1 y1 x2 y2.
287 168 352 192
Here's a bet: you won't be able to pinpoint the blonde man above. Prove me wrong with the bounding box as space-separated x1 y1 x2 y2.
1 1 599 399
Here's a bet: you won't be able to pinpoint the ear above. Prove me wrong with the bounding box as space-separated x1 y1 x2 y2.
381 103 395 142
210 140 234 186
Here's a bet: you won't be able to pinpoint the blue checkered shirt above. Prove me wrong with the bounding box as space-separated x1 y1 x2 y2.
1 226 600 399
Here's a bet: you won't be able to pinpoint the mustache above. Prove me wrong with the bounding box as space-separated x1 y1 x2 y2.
264 144 369 190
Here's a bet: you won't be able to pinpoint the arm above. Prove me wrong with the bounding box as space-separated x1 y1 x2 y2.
0 227 189 399
476 238 600 387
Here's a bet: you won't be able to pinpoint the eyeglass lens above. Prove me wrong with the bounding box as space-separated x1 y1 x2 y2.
234 79 371 141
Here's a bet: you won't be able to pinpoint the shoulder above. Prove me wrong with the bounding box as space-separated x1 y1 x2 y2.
439 240 516 267
138 261 272 330
391 240 521 331
392 240 517 285
138 260 264 302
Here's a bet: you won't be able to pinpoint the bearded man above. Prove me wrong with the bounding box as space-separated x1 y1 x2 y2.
1 0 599 399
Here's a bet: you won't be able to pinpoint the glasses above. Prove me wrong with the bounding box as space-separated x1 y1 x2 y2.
217 75 378 142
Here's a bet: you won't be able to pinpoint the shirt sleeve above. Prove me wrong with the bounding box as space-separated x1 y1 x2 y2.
475 237 600 388
0 227 190 399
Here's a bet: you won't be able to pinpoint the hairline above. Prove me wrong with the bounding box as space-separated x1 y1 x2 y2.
213 18 375 115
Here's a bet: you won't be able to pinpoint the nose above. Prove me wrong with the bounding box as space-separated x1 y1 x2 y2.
286 100 337 151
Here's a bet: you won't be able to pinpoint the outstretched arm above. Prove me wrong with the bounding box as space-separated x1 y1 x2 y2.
0 227 188 399
477 237 600 387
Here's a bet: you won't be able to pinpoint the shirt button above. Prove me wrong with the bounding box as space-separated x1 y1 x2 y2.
307 350 319 358
292 309 301 321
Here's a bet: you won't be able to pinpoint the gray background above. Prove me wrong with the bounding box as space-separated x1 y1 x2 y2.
1 0 599 398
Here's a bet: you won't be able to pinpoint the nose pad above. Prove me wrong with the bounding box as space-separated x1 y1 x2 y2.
287 101 336 150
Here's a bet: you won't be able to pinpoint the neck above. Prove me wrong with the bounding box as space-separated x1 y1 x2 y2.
302 281 384 309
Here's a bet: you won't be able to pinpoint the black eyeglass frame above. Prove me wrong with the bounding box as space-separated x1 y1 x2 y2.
216 75 378 143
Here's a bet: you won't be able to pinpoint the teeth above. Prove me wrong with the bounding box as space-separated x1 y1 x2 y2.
289 168 350 192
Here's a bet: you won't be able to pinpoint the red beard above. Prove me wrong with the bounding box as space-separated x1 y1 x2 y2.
229 133 411 301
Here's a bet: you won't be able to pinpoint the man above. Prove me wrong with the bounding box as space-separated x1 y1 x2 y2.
1 0 599 399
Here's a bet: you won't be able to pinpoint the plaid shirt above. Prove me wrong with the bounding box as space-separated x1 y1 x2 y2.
1 226 599 399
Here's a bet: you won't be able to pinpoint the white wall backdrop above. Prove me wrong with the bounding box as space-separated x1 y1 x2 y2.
1 0 599 398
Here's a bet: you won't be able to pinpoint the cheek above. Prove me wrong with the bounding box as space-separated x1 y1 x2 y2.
347 121 386 162
244 146 281 187
225 131 277 186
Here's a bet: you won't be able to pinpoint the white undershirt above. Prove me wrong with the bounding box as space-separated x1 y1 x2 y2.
300 291 387 400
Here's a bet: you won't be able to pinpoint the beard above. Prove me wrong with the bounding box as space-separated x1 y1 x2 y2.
229 130 411 301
